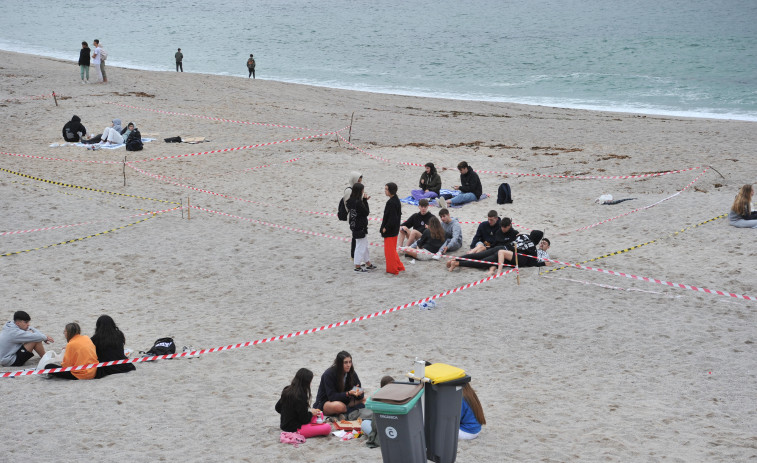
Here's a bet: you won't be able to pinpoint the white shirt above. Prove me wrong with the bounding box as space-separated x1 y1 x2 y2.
92 47 101 65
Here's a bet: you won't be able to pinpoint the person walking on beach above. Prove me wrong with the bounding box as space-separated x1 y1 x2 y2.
175 48 183 72
91 39 103 83
78 41 90 83
380 182 405 275
247 54 256 79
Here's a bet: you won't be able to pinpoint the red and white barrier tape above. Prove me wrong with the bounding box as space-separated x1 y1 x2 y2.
153 158 300 181
0 207 180 237
129 128 346 164
105 102 319 131
2 93 59 102
2 267 516 378
337 132 704 180
562 168 708 234
1 150 120 164
540 255 756 302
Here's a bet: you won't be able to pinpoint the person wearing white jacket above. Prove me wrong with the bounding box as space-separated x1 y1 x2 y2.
0 311 54 367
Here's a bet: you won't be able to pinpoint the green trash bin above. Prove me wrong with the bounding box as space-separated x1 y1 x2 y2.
365 382 426 463
424 373 471 463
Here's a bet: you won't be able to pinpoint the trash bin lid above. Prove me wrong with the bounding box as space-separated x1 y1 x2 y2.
424 363 466 384
366 384 424 415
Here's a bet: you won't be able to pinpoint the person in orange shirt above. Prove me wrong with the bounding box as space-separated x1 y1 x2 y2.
45 322 98 380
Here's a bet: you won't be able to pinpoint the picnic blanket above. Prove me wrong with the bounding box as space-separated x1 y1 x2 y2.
50 138 155 149
400 189 459 206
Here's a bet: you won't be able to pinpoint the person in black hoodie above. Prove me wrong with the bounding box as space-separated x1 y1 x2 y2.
90 315 135 378
380 182 406 275
347 183 375 272
276 368 331 437
62 115 87 142
447 230 545 274
78 41 91 83
451 161 483 206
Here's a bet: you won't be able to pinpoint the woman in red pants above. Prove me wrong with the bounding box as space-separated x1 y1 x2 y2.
380 182 405 275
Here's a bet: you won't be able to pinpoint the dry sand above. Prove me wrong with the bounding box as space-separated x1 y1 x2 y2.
1 49 756 462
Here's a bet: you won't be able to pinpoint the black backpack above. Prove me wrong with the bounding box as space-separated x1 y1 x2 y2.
497 182 513 204
337 197 348 221
125 128 144 151
143 337 176 356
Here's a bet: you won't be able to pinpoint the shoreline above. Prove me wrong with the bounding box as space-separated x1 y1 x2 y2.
1 49 756 462
2 47 755 122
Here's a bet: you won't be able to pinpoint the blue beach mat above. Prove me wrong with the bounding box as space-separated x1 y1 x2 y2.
400 189 459 206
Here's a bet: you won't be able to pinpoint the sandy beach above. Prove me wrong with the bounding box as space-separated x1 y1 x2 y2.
1 49 756 462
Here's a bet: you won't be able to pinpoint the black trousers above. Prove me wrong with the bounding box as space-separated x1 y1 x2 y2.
176 62 183 72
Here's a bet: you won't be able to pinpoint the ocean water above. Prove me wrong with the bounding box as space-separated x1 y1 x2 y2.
1 0 756 120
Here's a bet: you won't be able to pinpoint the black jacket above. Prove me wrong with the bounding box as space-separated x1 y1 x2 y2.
401 211 434 232
78 48 91 66
493 226 520 248
62 116 87 142
347 197 370 239
313 366 363 410
459 168 483 199
275 389 312 432
470 218 500 248
381 195 402 238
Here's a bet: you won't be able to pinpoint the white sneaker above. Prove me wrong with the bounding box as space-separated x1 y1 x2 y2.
432 252 441 260
437 197 447 208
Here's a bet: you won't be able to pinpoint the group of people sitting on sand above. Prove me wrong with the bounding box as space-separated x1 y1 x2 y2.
343 166 552 276
62 114 141 149
276 351 486 443
0 311 135 379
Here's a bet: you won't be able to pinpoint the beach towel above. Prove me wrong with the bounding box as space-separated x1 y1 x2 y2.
401 189 459 206
49 138 155 149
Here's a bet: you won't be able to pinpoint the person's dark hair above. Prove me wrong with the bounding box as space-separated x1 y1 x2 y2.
92 315 126 350
542 238 551 246
424 162 437 175
386 182 398 196
438 208 449 217
250 54 254 57
283 368 314 404
332 350 355 392
178 48 181 51
500 217 512 227
82 41 88 47
457 161 469 170
13 311 31 322
93 39 100 45
380 375 395 388
349 182 365 202
487 210 498 218
64 322 81 341
419 198 429 208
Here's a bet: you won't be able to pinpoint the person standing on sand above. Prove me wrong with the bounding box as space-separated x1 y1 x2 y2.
380 182 405 275
91 39 103 83
175 48 183 72
78 41 90 83
93 39 107 83
247 54 256 79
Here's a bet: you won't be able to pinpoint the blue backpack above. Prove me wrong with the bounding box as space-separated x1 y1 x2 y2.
497 183 513 204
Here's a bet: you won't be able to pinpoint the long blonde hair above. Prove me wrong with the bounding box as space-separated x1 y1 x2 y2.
731 184 753 217
462 383 486 425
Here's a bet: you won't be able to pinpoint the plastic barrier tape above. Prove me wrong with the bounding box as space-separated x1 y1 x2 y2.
0 167 180 205
2 267 516 378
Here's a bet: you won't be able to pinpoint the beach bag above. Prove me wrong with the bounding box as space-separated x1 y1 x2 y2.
143 337 176 356
337 198 348 221
100 49 108 61
164 136 182 143
125 129 143 151
497 182 513 204
280 431 306 448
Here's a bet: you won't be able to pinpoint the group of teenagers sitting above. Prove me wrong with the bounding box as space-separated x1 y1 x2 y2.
62 114 142 149
276 351 486 443
344 167 552 276
0 311 135 379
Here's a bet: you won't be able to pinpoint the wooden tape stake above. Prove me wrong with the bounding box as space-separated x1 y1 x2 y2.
52 91 58 106
514 243 520 285
187 196 190 220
